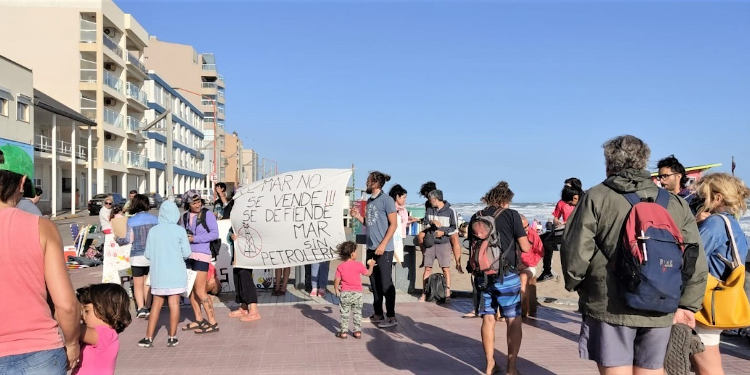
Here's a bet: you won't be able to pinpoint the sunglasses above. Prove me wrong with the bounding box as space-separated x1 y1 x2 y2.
655 173 679 180
104 201 113 205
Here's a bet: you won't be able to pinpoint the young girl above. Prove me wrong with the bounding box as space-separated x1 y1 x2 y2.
73 284 132 375
333 241 376 339
139 201 192 348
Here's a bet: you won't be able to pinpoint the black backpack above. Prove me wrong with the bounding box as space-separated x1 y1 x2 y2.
423 273 447 304
182 208 222 260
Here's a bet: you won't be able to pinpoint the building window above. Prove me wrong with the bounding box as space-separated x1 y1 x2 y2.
0 97 7 116
17 101 29 122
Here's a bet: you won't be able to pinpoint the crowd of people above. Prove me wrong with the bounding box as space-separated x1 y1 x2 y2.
1 134 749 375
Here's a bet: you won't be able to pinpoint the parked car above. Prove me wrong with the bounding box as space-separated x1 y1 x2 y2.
173 194 183 208
146 193 163 208
88 193 126 215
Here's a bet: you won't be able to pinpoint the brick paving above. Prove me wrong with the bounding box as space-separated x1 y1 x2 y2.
66 267 750 375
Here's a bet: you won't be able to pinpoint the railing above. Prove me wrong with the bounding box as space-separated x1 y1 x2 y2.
201 82 217 89
80 58 97 82
56 140 73 156
202 64 216 71
126 52 147 75
127 151 147 169
80 96 96 121
102 34 123 58
103 108 123 129
80 19 96 43
126 116 145 133
33 135 87 160
217 90 225 99
201 99 216 106
103 71 122 93
126 82 147 105
104 146 123 164
217 74 225 81
34 134 52 153
76 145 88 160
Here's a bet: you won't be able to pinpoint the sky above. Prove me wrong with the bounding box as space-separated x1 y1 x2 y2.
118 0 750 203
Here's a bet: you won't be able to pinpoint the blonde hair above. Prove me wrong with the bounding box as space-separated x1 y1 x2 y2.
694 173 750 218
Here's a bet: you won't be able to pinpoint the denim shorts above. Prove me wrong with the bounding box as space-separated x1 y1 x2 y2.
579 315 671 369
0 347 67 375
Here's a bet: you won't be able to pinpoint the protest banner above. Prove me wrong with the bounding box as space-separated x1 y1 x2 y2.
230 168 352 269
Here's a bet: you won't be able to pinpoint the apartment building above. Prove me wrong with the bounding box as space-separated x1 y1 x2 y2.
143 73 206 197
0 0 150 197
241 148 257 186
1 55 97 216
144 37 226 188
222 131 243 192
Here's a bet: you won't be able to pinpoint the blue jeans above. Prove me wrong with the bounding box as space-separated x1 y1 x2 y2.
0 347 67 375
310 261 330 289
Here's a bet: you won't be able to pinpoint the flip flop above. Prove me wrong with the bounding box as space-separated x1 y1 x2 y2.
335 331 348 339
352 331 362 339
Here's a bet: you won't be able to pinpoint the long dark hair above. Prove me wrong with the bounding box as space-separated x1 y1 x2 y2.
77 283 132 333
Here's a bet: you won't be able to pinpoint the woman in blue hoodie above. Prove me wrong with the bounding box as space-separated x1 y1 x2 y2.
116 194 158 319
138 201 191 348
179 190 220 334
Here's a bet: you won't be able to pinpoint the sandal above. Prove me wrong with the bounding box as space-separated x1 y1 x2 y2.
181 320 208 331
194 322 219 334
445 287 451 300
352 331 362 339
335 331 348 339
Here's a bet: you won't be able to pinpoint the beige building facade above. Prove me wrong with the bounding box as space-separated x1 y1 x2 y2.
0 0 150 198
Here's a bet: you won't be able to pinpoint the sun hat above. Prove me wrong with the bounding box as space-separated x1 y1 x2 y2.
0 144 34 179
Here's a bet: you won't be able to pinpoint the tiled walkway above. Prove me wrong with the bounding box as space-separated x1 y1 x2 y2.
67 268 750 374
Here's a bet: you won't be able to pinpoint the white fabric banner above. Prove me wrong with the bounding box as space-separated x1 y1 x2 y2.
231 168 352 269
101 234 132 284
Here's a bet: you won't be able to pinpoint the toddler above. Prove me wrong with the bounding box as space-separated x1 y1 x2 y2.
333 241 375 339
73 283 132 375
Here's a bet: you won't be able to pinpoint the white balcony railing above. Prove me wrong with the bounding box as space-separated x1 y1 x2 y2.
56 140 73 156
127 116 145 133
76 145 88 160
104 146 123 164
80 19 96 43
34 135 88 160
201 82 217 89
103 34 123 58
126 82 147 105
127 151 147 169
104 71 122 93
126 52 147 75
202 64 216 71
103 108 123 129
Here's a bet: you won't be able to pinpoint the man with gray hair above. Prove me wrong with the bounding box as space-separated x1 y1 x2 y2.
561 135 707 374
419 189 458 301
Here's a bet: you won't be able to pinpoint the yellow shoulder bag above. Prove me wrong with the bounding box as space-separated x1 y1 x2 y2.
694 214 750 329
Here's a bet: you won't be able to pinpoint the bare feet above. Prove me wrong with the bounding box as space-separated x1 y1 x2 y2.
228 309 248 318
239 312 261 322
418 294 426 302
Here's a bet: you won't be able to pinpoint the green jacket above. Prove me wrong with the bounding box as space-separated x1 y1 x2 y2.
561 168 708 327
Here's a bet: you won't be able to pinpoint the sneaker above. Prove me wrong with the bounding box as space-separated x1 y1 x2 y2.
369 315 384 324
167 336 179 347
536 272 555 282
136 308 147 319
317 289 326 297
142 308 150 318
309 288 318 297
138 337 153 348
378 317 398 328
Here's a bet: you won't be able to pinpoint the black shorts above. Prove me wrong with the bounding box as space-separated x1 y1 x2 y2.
185 258 209 272
131 266 150 277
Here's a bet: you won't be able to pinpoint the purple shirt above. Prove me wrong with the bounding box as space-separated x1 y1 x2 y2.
182 209 219 256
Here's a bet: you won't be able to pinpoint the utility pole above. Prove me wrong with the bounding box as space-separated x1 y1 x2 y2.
139 110 174 199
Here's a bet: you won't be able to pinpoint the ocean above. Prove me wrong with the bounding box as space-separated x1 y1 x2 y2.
410 202 750 240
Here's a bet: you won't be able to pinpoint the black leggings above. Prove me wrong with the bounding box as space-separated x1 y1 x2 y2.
233 268 258 305
541 231 562 274
367 250 396 318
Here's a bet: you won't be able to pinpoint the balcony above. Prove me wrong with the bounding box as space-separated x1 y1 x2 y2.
33 135 88 160
103 34 123 59
126 116 145 133
126 82 147 106
103 108 123 129
80 57 97 83
104 146 123 164
103 71 122 94
127 151 147 169
202 64 216 72
126 52 147 76
80 19 96 43
80 96 96 121
201 82 217 89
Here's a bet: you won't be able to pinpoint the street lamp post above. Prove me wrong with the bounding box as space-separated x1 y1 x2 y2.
174 87 217 200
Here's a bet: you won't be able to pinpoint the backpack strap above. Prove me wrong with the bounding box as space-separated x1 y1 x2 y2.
623 192 642 206
182 212 189 229
199 207 211 233
716 214 741 268
654 189 670 209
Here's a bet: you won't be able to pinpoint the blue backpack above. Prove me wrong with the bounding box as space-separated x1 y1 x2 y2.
616 189 688 314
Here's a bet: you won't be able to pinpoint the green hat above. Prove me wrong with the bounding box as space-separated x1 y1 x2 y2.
0 144 34 179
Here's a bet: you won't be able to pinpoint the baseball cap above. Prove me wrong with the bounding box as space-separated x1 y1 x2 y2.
0 144 34 179
182 189 201 202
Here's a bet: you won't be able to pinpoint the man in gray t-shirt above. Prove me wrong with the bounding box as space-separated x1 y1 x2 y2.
351 171 398 328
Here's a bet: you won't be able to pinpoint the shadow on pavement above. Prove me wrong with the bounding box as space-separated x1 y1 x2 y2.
293 303 340 334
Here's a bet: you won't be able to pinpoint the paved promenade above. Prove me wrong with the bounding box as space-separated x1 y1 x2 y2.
68 268 750 375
